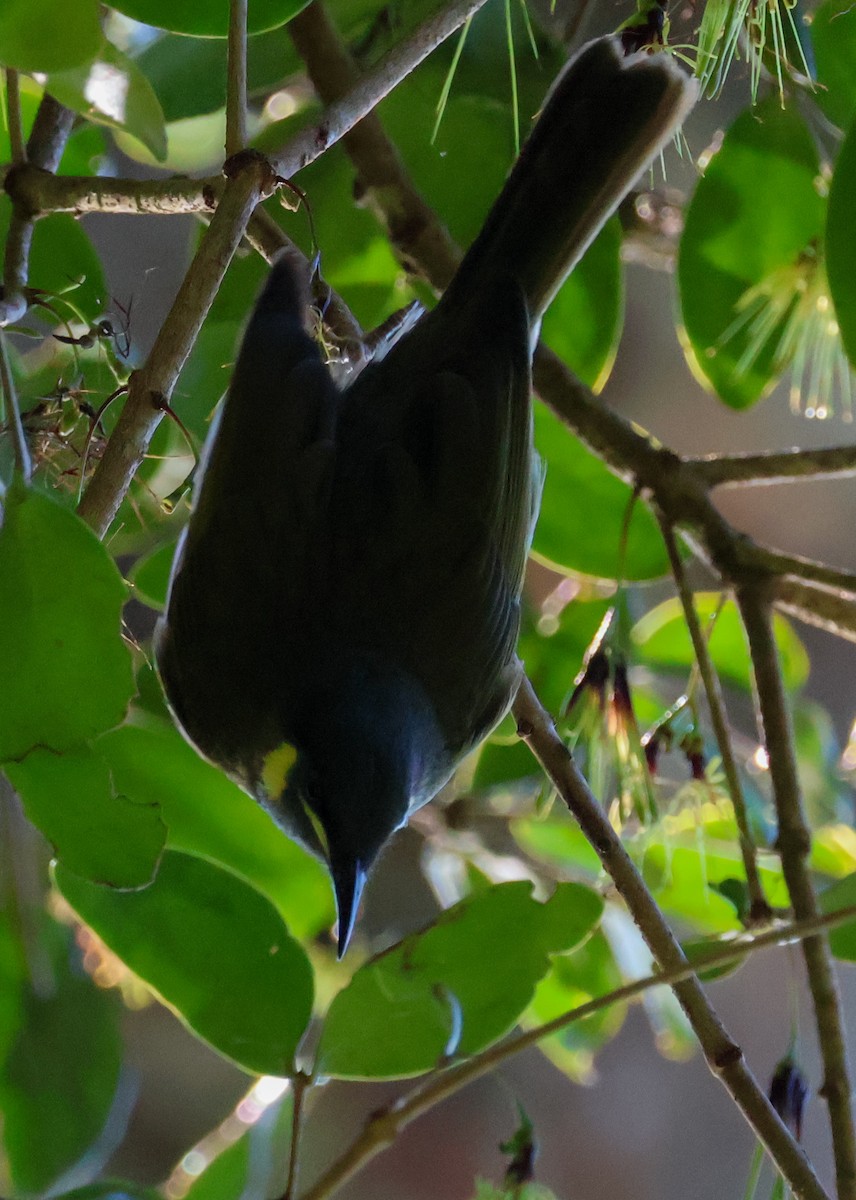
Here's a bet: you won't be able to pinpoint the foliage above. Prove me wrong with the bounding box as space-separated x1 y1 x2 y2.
1 1 856 1198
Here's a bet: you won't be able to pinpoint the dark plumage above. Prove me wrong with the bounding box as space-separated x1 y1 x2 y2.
156 38 695 952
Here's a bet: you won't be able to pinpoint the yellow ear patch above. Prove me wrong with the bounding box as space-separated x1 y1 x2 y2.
261 742 298 799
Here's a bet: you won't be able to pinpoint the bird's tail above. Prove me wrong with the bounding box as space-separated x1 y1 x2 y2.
443 38 696 324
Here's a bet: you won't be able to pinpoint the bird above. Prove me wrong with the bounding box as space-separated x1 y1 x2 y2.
155 36 696 955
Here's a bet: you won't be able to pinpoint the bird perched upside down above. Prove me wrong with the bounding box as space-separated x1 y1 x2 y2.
156 37 696 954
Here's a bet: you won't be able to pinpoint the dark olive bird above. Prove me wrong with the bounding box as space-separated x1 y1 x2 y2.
156 38 695 954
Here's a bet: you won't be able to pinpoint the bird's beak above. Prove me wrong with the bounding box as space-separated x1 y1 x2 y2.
331 856 368 958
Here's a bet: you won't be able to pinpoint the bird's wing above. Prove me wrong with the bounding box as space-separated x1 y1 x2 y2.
156 255 339 777
326 280 534 752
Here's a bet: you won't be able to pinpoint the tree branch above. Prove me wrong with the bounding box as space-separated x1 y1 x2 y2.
1 92 75 327
737 585 856 1200
270 0 492 180
775 579 856 642
226 0 249 156
289 1 461 287
5 70 25 165
511 677 829 1200
296 902 856 1200
77 155 279 537
689 445 856 487
657 516 770 922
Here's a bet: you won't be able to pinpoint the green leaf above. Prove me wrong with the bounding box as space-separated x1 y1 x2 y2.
316 881 603 1079
113 110 227 173
819 871 856 960
107 0 310 36
677 99 824 408
0 200 106 323
136 26 301 122
129 538 179 610
631 594 809 692
182 1090 292 1200
96 714 335 939
0 0 101 72
0 917 122 1193
512 814 603 878
56 850 314 1075
48 40 168 162
827 112 856 368
5 744 165 888
541 218 623 390
0 483 134 761
810 0 856 130
639 839 788 934
53 1185 162 1200
681 936 745 981
532 402 668 580
524 928 625 1082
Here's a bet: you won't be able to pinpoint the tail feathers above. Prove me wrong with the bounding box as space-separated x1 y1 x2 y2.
445 38 697 322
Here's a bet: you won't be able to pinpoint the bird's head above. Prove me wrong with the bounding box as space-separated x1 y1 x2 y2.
256 657 446 955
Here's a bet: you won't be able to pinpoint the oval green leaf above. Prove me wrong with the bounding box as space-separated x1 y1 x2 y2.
819 871 856 960
0 483 134 761
532 401 668 580
48 40 168 162
631 593 809 692
316 880 603 1079
5 744 165 888
56 850 313 1075
827 112 856 368
0 0 101 72
678 99 824 408
810 0 856 130
107 0 309 36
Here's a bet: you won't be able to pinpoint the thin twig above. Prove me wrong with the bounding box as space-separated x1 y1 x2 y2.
226 0 249 156
657 516 770 922
5 70 26 165
759 550 856 596
282 1071 312 1200
737 586 856 1200
0 329 32 481
511 677 829 1200
77 156 278 537
297 700 843 1200
270 0 492 179
689 446 856 488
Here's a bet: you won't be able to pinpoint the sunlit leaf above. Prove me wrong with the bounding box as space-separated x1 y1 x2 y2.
678 100 824 409
810 0 856 129
631 594 809 692
827 112 856 369
524 928 624 1082
48 40 168 162
819 871 856 960
316 881 603 1078
56 850 314 1075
